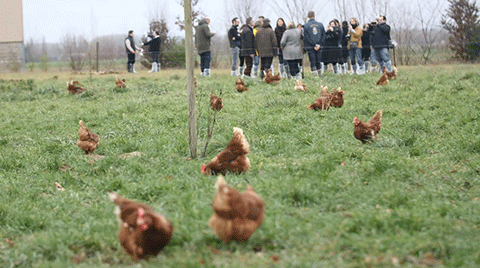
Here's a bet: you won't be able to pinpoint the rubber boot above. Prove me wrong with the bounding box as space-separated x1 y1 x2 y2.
252 65 259 78
149 62 156 73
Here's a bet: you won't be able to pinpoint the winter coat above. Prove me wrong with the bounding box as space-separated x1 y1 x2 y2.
240 24 255 57
369 23 391 49
275 24 286 54
280 28 303 60
143 36 161 53
347 24 363 49
125 35 136 54
324 28 340 47
195 19 215 54
255 22 278 57
303 18 325 50
228 25 241 48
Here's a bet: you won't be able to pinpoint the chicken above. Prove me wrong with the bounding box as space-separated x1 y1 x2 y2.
330 88 344 108
210 94 223 111
201 127 250 175
294 79 307 92
263 69 281 84
235 77 249 92
109 193 173 261
383 66 397 80
353 110 383 143
209 176 265 242
115 76 126 88
376 72 389 86
308 86 331 110
66 80 86 94
77 120 100 154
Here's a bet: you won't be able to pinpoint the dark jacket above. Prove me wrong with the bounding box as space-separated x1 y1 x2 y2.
255 21 278 57
303 18 325 50
361 27 370 48
275 24 286 54
143 36 161 53
241 24 255 56
195 19 215 54
228 25 241 48
369 23 391 49
125 35 136 54
324 27 340 48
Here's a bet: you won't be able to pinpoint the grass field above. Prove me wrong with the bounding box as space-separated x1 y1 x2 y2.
0 64 479 267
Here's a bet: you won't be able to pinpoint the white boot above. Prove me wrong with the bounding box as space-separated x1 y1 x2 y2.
238 66 244 76
320 63 325 75
365 61 371 73
295 72 302 79
231 70 238 76
205 69 211 77
312 70 319 77
149 62 156 73
156 62 161 71
252 65 259 78
270 64 274 74
358 65 365 75
132 64 137 73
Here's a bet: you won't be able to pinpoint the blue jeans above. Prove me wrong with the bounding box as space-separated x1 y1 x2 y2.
372 48 392 71
349 48 364 68
199 51 211 72
231 47 240 71
253 55 259 66
306 49 322 71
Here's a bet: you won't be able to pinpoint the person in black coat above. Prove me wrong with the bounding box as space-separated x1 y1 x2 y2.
142 30 161 73
275 18 287 77
340 21 350 74
240 17 255 77
228 17 242 76
361 24 372 72
322 20 342 74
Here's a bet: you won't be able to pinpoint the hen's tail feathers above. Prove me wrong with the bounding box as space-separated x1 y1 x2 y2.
231 127 250 154
369 110 383 124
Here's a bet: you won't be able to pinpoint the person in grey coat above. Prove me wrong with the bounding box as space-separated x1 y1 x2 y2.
195 18 215 77
280 21 304 79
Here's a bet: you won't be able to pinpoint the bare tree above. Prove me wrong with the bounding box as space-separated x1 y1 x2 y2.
390 5 416 65
226 0 260 23
416 0 444 64
61 34 89 72
269 0 316 23
333 0 348 22
176 0 205 31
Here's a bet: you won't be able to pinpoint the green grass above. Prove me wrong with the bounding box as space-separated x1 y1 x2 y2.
0 65 479 267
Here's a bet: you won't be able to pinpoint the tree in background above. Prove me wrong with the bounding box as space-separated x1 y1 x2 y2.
416 0 444 64
441 0 480 61
175 0 205 31
269 0 316 23
61 34 89 72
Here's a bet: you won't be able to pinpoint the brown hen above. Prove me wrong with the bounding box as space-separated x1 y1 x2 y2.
201 127 250 175
115 76 126 88
66 81 86 94
376 73 389 85
308 86 331 110
353 110 383 143
383 66 397 80
330 88 344 107
294 79 306 92
210 94 223 111
235 77 248 92
109 193 173 261
77 120 99 154
209 176 265 242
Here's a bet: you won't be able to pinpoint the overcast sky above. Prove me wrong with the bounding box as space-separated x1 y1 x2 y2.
22 0 449 43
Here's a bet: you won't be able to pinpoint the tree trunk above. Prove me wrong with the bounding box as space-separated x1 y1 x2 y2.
184 0 197 159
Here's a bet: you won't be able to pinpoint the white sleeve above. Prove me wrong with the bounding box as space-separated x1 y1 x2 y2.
125 39 134 53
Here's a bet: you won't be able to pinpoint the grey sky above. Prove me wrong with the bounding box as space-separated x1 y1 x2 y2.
22 0 448 43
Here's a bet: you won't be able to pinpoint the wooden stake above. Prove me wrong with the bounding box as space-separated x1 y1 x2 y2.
184 0 197 159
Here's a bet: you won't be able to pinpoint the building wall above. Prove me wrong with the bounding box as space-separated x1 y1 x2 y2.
0 43 24 72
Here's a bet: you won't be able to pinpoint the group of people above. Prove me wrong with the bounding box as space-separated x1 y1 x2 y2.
221 12 394 79
124 12 393 78
124 30 162 73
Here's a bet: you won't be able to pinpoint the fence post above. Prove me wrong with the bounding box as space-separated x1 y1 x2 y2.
96 42 99 72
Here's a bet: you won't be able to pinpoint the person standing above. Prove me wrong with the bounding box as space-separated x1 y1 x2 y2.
303 11 325 76
228 17 242 76
361 24 372 73
195 17 215 77
255 18 277 79
347 17 365 75
322 20 342 74
280 21 303 79
275 18 287 77
142 30 161 73
370 15 392 72
125 30 141 73
240 17 255 77
252 19 263 78
340 21 350 74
